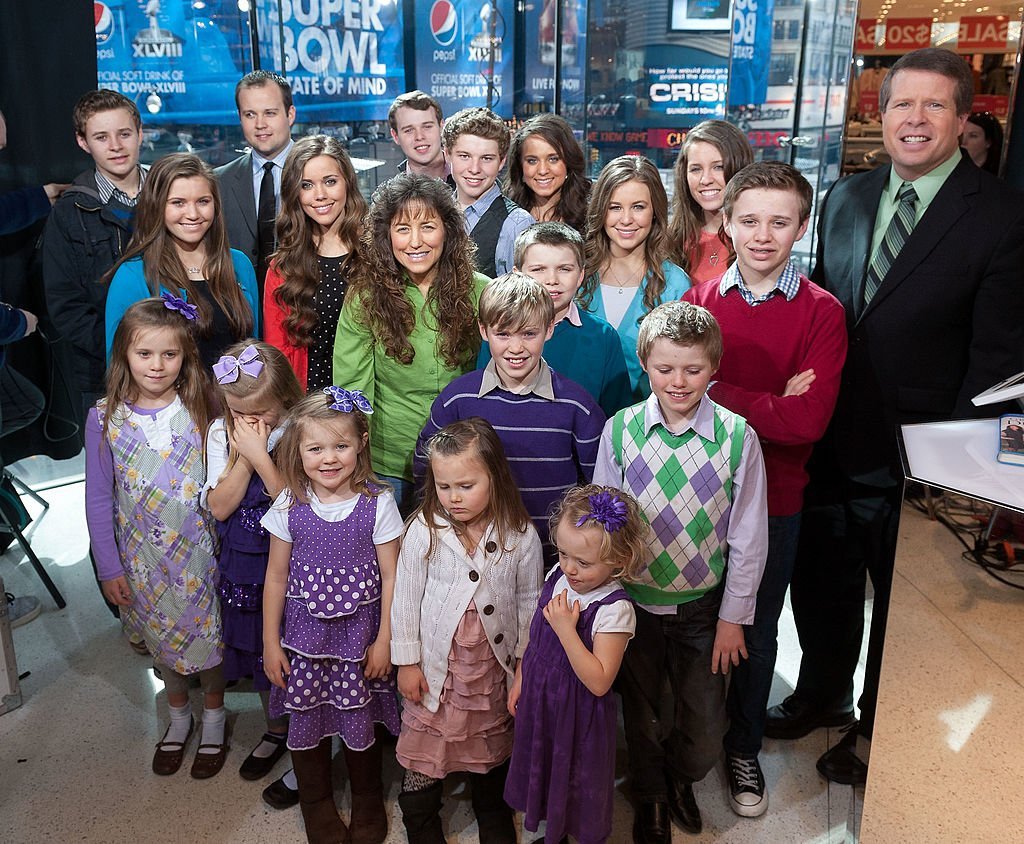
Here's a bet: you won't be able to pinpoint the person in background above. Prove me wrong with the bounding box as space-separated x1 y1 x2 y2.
215 70 296 309
579 155 690 402
962 111 1003 175
667 119 754 284
42 89 145 427
388 90 452 185
504 113 591 233
333 174 488 514
263 135 367 392
0 108 68 232
105 153 258 367
443 107 535 278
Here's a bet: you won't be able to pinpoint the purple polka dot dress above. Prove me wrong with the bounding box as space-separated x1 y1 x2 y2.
269 492 400 751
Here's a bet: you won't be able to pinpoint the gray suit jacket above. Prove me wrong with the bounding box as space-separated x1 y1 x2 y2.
214 153 258 272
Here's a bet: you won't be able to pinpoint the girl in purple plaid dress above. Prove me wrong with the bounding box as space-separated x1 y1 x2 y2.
262 389 402 844
85 297 228 780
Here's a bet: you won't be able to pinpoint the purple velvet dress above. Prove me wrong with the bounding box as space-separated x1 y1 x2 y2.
269 492 401 751
504 574 631 844
216 469 272 689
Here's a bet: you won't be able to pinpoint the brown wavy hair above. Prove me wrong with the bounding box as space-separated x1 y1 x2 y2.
108 153 253 341
273 390 382 506
272 135 367 347
548 484 648 582
667 120 753 272
504 113 591 232
349 173 479 368
101 298 210 440
414 417 530 558
213 340 304 477
580 155 671 315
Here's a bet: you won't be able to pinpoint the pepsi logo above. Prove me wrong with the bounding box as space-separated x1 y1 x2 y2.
430 0 458 47
95 2 114 44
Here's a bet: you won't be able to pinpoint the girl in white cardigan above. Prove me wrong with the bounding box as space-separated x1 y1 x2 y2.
391 418 543 844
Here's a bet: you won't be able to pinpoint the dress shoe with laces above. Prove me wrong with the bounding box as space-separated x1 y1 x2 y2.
632 801 670 844
816 723 869 786
764 694 855 740
666 778 702 834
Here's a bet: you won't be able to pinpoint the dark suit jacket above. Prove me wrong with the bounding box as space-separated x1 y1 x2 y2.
811 156 1024 478
214 153 258 272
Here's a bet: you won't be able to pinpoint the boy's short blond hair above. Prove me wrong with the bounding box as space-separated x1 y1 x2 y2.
478 272 555 332
513 221 584 270
637 301 723 369
442 107 511 159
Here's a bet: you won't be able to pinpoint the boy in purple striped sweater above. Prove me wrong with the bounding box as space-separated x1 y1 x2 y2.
414 273 605 556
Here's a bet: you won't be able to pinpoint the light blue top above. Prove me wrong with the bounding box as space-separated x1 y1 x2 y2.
104 249 260 361
584 259 691 401
250 140 294 213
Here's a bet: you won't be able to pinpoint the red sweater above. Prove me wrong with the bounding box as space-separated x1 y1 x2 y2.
263 264 308 389
684 276 847 516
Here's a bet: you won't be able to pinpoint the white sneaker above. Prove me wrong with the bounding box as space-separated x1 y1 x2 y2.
6 592 41 629
727 753 768 817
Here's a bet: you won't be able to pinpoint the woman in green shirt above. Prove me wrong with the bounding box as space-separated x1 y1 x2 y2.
334 173 489 512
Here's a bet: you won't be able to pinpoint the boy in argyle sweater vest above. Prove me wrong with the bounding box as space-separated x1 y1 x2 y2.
593 301 768 842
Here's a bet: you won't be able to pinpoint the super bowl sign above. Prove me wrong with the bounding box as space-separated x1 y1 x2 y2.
413 0 514 119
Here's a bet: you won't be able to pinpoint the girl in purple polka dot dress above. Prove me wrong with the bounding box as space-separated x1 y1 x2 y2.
261 388 402 844
391 418 543 843
204 340 303 799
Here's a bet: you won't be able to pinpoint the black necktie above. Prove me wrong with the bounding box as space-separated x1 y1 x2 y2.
862 182 918 312
256 160 276 297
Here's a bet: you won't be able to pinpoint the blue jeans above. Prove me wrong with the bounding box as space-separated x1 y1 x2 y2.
724 513 802 757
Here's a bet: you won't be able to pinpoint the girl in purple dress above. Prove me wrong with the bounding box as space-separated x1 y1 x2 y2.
261 389 402 844
204 340 302 799
85 297 225 779
391 418 542 844
505 484 648 844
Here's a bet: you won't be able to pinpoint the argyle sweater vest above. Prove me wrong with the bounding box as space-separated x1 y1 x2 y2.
611 400 746 606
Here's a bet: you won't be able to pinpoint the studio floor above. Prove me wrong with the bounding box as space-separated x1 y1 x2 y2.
0 457 874 843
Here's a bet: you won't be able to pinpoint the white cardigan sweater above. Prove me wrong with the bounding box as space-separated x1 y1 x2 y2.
391 514 543 713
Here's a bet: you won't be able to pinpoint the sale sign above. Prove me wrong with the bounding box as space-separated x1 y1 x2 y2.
855 18 879 53
882 18 933 51
958 16 1010 51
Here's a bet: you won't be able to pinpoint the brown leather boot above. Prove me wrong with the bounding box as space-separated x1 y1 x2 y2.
291 739 349 844
343 740 388 844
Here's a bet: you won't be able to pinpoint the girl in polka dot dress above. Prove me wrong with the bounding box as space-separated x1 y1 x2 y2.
261 388 402 844
391 418 543 843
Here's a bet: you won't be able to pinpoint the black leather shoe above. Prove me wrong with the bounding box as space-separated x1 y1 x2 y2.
816 725 869 786
764 694 855 740
239 731 288 780
666 779 702 834
632 801 670 844
262 771 300 809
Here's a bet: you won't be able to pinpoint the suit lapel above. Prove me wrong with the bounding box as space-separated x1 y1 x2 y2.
226 153 257 240
861 159 975 322
847 172 884 318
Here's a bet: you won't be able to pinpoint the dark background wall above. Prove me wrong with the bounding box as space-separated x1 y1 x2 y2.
0 1 98 462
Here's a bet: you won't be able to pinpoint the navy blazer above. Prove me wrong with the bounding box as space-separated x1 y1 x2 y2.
811 156 1024 477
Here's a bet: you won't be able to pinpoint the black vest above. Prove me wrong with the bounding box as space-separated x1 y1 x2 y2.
470 195 520 278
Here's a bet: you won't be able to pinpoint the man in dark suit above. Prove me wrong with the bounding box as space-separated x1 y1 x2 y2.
214 70 295 316
765 48 1024 784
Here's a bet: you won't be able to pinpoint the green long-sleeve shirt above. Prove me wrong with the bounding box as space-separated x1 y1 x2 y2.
333 273 490 481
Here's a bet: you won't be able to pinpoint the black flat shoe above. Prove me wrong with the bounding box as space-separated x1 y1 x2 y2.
239 731 288 780
666 778 702 834
764 694 856 740
262 771 300 809
631 801 670 844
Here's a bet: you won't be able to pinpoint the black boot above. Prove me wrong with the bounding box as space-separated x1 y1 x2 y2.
291 739 349 844
398 780 445 844
343 740 388 844
469 760 516 844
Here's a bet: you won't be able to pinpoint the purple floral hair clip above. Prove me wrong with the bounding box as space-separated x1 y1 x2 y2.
213 345 264 384
161 292 198 321
576 490 628 533
323 385 373 415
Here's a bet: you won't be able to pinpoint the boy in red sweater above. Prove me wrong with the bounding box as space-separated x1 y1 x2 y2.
683 161 847 819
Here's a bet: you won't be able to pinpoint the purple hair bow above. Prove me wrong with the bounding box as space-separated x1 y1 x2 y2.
161 292 198 321
213 345 264 384
323 386 373 415
576 491 628 533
